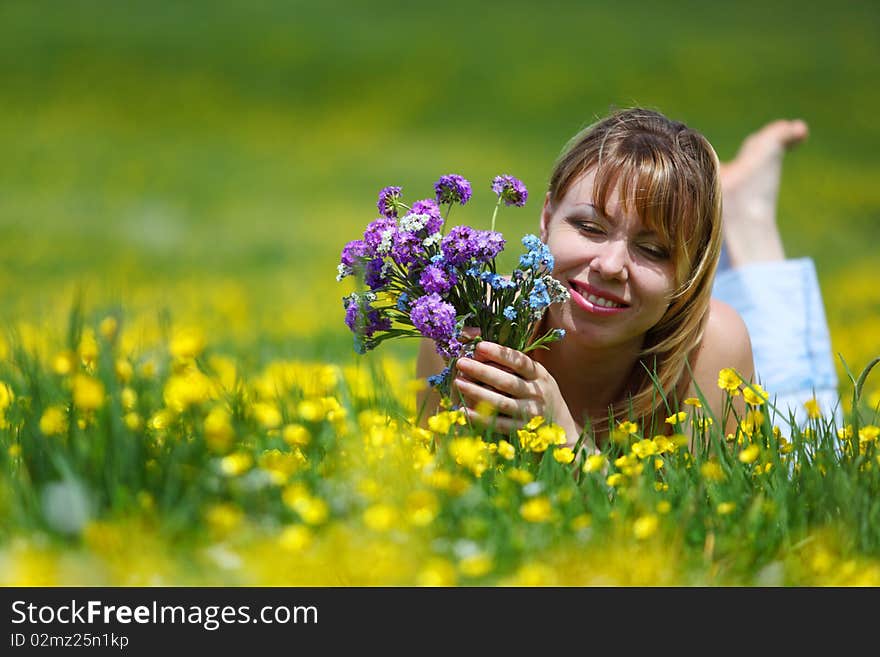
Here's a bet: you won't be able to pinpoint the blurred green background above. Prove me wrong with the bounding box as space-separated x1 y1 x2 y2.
1 0 878 371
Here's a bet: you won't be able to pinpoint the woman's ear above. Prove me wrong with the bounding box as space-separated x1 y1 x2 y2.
540 192 553 242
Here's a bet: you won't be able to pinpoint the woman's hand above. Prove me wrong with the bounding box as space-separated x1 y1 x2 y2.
452 340 579 445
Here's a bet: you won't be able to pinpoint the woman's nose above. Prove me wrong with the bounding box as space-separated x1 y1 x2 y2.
590 240 628 281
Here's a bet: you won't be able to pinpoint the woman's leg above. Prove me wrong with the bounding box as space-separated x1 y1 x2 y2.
718 119 808 268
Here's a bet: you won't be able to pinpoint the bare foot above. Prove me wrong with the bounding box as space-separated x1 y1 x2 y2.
719 119 809 267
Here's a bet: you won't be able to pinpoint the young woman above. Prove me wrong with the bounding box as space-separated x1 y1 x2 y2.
416 108 838 450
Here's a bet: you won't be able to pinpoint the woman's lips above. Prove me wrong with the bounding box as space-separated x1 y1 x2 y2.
568 281 629 315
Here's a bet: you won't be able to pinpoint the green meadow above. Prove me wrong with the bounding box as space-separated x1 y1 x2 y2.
1 1 879 585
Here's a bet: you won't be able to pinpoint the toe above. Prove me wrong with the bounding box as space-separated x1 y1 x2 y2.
763 118 809 148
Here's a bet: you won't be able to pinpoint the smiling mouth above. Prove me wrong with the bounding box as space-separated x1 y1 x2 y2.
569 281 629 309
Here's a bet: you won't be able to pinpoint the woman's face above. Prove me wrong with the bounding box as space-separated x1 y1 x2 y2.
540 168 677 351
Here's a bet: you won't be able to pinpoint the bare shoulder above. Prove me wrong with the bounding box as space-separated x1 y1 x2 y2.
696 299 755 379
694 298 755 384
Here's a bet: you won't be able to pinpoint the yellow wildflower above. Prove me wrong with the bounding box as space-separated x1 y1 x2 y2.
39 406 68 436
630 438 658 459
204 406 234 453
496 439 516 460
449 437 490 477
633 514 659 540
618 420 639 435
458 553 493 578
700 461 725 482
123 412 142 431
77 329 99 368
683 397 702 408
427 409 466 434
743 383 769 406
363 504 397 532
204 503 243 536
252 401 282 429
859 425 879 445
220 451 253 476
553 447 575 464
406 490 438 526
99 316 118 342
665 411 687 425
72 374 105 411
717 368 742 394
738 444 760 464
259 449 305 484
148 408 174 432
656 500 671 515
524 415 545 431
170 326 205 359
163 369 212 412
278 525 312 551
418 558 457 586
520 496 553 523
717 502 736 516
287 493 329 526
506 468 534 485
282 423 311 447
121 386 137 410
51 351 76 376
582 453 607 473
804 398 821 419
652 435 676 453
838 425 853 441
606 473 625 487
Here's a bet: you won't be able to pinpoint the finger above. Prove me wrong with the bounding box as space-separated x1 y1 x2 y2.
455 357 529 398
474 341 539 380
454 377 523 418
461 407 519 435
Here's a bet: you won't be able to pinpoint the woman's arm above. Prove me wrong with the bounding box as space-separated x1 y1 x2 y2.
688 298 755 440
415 338 446 425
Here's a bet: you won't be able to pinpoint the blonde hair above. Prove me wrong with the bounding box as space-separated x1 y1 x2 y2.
547 107 723 433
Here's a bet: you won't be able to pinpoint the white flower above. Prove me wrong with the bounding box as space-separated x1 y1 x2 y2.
399 212 430 233
422 232 442 247
377 228 395 255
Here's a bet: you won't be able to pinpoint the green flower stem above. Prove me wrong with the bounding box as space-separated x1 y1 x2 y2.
490 198 502 232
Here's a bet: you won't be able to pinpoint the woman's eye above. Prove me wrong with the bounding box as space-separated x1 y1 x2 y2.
640 244 669 259
577 222 603 235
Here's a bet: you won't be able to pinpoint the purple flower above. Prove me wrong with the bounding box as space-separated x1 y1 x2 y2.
391 230 424 268
473 230 506 262
340 239 369 267
411 198 444 235
363 217 398 254
377 186 402 218
434 174 472 206
492 175 529 207
409 293 458 346
440 225 479 266
364 258 390 290
419 265 457 295
343 295 391 339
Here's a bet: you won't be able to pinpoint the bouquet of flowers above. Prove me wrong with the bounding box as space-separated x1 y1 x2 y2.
336 173 569 398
